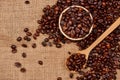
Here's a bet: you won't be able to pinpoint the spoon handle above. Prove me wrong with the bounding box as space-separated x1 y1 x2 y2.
88 17 120 52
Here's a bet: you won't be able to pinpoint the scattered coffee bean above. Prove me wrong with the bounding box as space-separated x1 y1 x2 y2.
22 52 27 58
33 35 37 40
41 41 47 47
25 0 30 4
38 60 43 65
34 32 39 37
20 68 26 73
57 77 62 80
32 43 37 48
26 32 32 36
11 45 17 49
69 73 74 78
68 51 71 55
17 37 22 42
24 36 28 40
12 49 17 53
37 20 41 24
26 37 31 41
44 38 49 42
24 28 29 32
56 43 62 48
21 44 27 48
48 42 52 47
14 62 22 68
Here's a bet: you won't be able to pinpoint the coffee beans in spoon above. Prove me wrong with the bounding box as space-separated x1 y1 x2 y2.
60 7 92 39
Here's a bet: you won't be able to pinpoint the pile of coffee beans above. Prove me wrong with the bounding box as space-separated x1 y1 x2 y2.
66 53 86 72
36 0 120 80
37 0 120 50
60 7 92 38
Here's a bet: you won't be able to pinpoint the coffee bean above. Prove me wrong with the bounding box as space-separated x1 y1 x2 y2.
41 41 47 47
48 42 52 47
24 28 29 32
20 68 26 73
33 34 37 40
34 33 39 37
32 43 37 48
38 60 43 65
26 32 32 36
22 52 27 58
44 38 49 42
69 73 74 78
24 36 28 40
14 62 22 68
68 51 71 55
17 37 22 42
57 77 62 80
21 44 27 48
26 37 31 41
12 49 17 53
25 0 30 4
37 20 42 24
11 45 17 49
56 43 62 48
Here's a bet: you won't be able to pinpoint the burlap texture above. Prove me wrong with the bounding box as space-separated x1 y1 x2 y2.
0 0 119 80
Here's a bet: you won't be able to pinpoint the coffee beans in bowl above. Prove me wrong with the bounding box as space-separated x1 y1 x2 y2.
59 6 93 40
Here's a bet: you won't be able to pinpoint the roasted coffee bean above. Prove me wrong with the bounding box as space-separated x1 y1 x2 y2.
57 77 62 80
56 43 62 48
12 49 17 53
22 52 27 58
68 51 71 55
38 60 43 65
48 42 52 47
69 73 74 78
41 41 47 47
24 28 29 32
44 38 49 42
20 68 26 73
37 20 42 24
24 36 28 40
33 34 37 40
14 62 22 68
26 37 31 41
11 45 17 49
32 43 37 48
25 0 30 4
26 32 32 36
21 44 27 48
34 33 39 37
17 37 22 42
